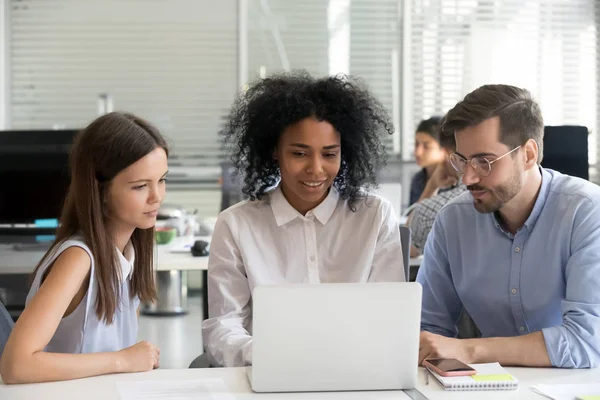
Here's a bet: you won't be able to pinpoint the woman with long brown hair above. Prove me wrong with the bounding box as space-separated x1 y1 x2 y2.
1 112 169 383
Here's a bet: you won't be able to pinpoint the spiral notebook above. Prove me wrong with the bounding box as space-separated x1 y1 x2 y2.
426 362 518 391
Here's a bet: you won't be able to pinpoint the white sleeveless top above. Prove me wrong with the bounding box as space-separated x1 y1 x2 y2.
26 236 140 354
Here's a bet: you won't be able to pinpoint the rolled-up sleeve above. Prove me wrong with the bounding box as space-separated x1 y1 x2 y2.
201 213 253 367
542 199 600 369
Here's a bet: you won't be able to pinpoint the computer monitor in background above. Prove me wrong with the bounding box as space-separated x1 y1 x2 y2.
542 126 589 180
0 129 78 228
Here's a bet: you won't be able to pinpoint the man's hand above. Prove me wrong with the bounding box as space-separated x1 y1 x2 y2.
419 331 474 365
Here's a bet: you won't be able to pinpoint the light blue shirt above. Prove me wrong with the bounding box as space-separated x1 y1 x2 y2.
417 168 600 368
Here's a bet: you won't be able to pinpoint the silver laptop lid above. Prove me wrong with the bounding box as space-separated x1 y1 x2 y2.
250 282 422 393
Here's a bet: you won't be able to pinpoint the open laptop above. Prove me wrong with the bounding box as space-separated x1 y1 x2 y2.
248 282 422 393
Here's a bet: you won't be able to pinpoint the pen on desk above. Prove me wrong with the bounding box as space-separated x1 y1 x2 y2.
425 368 429 385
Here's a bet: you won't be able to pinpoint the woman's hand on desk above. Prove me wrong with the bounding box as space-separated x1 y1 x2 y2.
116 341 161 373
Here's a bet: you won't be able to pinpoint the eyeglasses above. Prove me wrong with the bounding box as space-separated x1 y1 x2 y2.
448 146 521 177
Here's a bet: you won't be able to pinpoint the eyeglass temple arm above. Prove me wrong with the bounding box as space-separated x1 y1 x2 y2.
488 145 522 165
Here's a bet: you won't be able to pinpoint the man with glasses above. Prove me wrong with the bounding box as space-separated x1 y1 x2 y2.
417 84 600 369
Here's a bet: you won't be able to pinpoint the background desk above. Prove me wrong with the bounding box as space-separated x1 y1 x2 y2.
0 237 419 320
2 366 599 399
0 238 209 319
0 237 209 275
143 237 210 317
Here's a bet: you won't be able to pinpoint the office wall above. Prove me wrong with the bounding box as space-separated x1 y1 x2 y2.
7 0 238 169
1 0 599 207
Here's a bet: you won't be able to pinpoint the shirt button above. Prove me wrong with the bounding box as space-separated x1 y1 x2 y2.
519 326 525 332
511 288 518 295
515 247 521 253
309 255 315 262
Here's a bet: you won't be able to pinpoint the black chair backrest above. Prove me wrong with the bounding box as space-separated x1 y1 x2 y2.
399 226 411 281
542 126 589 180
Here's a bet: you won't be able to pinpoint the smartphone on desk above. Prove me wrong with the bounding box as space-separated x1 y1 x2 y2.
422 358 476 377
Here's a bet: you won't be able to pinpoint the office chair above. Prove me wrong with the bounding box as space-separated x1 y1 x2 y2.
542 126 589 180
399 226 411 282
189 352 212 368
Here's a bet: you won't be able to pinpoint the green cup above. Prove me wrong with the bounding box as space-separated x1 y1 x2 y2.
155 228 177 245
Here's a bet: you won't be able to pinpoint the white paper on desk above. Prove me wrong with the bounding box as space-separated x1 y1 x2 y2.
531 383 600 400
116 379 235 400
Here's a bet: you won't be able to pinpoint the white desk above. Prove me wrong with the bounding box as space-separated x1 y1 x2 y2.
0 236 210 275
0 236 413 275
417 366 600 399
1 366 598 399
156 236 210 271
147 236 210 316
410 256 423 268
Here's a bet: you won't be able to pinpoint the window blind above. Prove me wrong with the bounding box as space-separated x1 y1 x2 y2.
405 0 597 169
246 0 402 154
8 0 238 167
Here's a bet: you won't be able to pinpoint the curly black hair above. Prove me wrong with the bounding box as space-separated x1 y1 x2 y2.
221 70 394 209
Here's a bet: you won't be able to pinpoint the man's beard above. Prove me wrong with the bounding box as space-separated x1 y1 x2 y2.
468 169 522 214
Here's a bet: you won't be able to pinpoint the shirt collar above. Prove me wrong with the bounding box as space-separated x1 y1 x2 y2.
491 166 552 235
523 167 552 231
311 186 340 225
116 241 135 282
270 185 340 226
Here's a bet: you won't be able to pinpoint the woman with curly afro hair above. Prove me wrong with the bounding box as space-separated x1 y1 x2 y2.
201 71 405 368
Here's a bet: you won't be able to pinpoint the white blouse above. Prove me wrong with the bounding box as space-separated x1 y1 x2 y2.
201 186 405 367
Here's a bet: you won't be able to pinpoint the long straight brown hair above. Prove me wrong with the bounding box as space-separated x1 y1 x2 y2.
32 111 168 324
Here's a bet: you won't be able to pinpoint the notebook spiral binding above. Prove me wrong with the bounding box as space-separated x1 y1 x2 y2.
447 381 518 391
